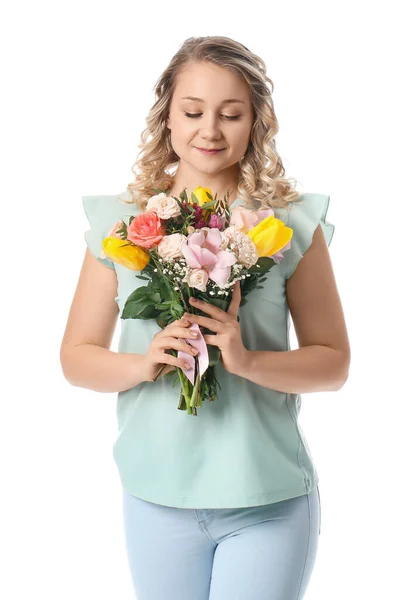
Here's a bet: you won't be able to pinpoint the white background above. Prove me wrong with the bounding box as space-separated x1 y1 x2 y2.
2 1 414 598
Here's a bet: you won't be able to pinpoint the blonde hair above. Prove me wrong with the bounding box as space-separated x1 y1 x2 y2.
122 36 301 212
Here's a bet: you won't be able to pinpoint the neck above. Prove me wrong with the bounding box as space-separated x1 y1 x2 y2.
166 165 240 206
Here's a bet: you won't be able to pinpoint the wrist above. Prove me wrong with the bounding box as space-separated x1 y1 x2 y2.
233 349 253 378
137 353 153 384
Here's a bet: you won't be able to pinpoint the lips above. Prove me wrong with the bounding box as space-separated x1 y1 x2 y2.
195 147 225 154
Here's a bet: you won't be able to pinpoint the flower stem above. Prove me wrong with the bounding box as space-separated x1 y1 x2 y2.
152 363 167 382
177 366 193 413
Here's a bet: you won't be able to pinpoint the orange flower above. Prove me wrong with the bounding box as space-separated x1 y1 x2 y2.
127 212 165 249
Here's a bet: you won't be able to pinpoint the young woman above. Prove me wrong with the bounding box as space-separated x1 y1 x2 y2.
61 36 350 600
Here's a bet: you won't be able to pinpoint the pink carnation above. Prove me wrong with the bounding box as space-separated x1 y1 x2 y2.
230 206 274 233
108 219 124 238
208 214 223 230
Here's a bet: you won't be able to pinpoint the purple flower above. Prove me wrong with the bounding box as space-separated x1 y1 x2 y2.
208 214 223 230
194 219 207 229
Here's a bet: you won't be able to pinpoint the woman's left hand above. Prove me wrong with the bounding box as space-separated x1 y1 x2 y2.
183 280 249 376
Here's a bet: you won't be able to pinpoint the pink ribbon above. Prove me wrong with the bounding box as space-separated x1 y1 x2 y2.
177 323 209 385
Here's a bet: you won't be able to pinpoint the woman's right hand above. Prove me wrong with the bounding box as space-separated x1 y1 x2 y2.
142 316 200 381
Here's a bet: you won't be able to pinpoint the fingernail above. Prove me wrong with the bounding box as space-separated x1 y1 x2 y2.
191 331 198 337
184 363 191 369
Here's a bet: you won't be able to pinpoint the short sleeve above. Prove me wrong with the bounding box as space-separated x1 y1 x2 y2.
281 193 335 280
82 194 121 269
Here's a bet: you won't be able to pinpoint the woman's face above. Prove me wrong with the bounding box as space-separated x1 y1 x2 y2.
166 61 254 177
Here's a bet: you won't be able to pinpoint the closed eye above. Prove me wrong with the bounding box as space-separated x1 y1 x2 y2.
184 112 241 121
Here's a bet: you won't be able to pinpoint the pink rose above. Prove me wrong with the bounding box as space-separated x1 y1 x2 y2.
230 206 274 233
127 212 165 249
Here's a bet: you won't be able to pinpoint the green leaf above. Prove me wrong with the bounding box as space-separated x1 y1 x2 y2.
248 257 274 274
122 300 156 319
180 189 189 202
171 302 183 314
199 199 216 210
149 292 162 303
207 297 229 311
173 196 185 211
154 301 172 310
207 345 221 366
156 312 171 328
121 288 161 319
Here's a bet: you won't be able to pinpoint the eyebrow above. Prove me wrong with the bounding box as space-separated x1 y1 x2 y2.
181 96 245 105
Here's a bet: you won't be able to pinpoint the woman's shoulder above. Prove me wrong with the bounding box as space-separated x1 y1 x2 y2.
82 190 141 269
275 192 334 239
82 190 140 223
273 192 335 280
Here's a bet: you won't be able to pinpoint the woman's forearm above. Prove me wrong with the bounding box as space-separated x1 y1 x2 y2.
236 345 349 394
60 343 151 393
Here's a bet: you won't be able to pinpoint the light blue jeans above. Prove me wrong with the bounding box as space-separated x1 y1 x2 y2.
122 485 321 600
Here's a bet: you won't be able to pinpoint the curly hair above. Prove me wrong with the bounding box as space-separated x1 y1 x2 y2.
121 36 302 212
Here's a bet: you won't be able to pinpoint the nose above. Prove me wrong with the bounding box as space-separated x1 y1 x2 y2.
199 115 223 141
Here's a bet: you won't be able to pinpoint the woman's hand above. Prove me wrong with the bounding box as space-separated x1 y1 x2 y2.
143 316 200 382
183 280 249 376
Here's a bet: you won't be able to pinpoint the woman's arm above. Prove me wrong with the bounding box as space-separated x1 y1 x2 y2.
60 249 153 393
236 345 347 394
61 343 151 393
236 225 351 394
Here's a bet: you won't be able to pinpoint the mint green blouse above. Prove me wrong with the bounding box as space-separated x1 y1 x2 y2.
82 190 335 509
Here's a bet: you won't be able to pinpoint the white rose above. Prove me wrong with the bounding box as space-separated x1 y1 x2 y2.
183 268 209 292
220 226 258 267
220 226 236 250
146 192 181 219
157 232 187 260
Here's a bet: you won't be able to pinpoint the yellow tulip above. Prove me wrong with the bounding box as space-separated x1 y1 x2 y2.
102 237 150 271
247 215 293 257
192 186 213 207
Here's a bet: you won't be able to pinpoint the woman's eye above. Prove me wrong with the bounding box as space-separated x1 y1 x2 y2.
184 112 240 121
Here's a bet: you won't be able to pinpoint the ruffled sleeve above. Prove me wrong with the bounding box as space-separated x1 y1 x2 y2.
82 194 124 269
280 193 335 280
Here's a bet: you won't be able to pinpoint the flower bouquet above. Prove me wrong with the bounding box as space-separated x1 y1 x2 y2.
101 186 293 415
